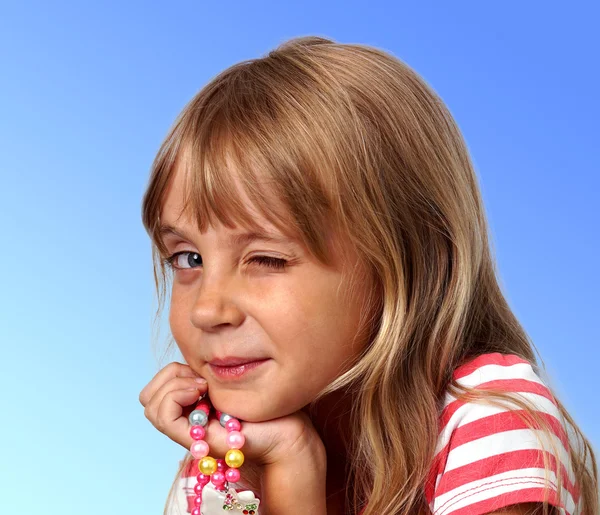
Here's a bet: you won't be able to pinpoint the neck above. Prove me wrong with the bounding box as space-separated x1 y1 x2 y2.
302 388 355 514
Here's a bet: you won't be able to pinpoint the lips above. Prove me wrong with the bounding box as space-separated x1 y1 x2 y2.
208 357 271 381
208 356 268 367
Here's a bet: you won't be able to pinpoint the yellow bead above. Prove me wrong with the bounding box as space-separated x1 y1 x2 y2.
198 456 217 475
225 449 244 468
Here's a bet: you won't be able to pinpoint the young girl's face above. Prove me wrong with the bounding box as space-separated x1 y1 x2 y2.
160 164 376 422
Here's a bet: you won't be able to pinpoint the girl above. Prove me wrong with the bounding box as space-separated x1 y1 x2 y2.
138 36 597 515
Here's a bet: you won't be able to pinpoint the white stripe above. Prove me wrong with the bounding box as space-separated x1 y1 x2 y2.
443 363 546 408
456 362 545 387
179 474 195 494
435 391 564 454
443 427 575 484
432 466 576 515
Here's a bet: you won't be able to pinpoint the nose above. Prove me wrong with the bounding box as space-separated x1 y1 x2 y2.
189 272 245 332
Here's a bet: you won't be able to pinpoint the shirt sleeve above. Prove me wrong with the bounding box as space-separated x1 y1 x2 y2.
427 353 580 515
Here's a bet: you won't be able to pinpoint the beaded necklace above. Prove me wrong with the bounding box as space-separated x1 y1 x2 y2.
188 397 260 515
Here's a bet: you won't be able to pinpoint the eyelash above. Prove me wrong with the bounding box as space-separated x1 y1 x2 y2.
163 252 288 271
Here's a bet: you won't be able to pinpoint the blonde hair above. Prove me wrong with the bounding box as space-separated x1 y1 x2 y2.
141 36 598 515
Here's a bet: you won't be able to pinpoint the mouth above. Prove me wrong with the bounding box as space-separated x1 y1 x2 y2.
208 357 271 380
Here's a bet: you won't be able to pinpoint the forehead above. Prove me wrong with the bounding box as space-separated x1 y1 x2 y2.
160 156 290 240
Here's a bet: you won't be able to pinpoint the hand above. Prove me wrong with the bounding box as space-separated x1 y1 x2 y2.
139 361 209 449
198 400 328 505
139 361 327 512
139 361 325 466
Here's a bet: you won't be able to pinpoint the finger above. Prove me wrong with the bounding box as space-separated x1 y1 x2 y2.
144 376 208 424
139 362 201 406
156 387 206 448
200 418 231 458
232 420 279 464
139 361 200 407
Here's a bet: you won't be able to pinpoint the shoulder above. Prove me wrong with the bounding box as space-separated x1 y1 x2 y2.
426 352 579 515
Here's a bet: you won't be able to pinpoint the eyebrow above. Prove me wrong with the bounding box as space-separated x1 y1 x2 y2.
158 224 293 247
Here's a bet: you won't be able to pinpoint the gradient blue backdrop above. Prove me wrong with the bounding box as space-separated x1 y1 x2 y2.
1 1 598 513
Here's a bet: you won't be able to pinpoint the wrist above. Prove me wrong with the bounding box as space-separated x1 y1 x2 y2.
260 438 327 515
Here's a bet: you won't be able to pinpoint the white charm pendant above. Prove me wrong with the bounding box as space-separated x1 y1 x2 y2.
201 481 260 514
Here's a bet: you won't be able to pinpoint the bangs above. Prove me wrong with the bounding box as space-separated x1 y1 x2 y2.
177 125 297 242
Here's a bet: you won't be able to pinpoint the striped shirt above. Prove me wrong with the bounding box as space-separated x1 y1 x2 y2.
172 353 579 515
425 352 579 515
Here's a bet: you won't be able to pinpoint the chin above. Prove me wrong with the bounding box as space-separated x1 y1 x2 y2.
205 385 293 423
205 387 267 422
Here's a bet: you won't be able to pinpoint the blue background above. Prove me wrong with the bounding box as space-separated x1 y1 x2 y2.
1 1 597 513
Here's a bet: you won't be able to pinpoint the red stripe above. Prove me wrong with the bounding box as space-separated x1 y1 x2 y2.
186 494 195 513
475 379 557 406
439 398 470 431
426 463 442 504
439 378 556 432
426 457 443 502
453 353 530 381
181 457 199 478
446 409 569 452
439 486 566 515
434 448 578 502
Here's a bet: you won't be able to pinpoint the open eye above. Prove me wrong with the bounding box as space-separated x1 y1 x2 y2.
164 251 202 270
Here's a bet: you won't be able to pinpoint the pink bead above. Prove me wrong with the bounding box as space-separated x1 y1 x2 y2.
216 459 227 472
225 418 241 432
194 482 204 495
226 430 245 449
211 471 226 485
196 473 210 485
194 495 203 506
190 440 209 459
196 401 210 414
215 410 222 420
190 425 206 440
225 467 241 482
191 508 200 515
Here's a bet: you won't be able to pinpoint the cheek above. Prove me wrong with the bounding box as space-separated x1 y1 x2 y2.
168 293 191 350
275 297 362 386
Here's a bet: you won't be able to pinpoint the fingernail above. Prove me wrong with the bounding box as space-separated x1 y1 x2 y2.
195 377 207 384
